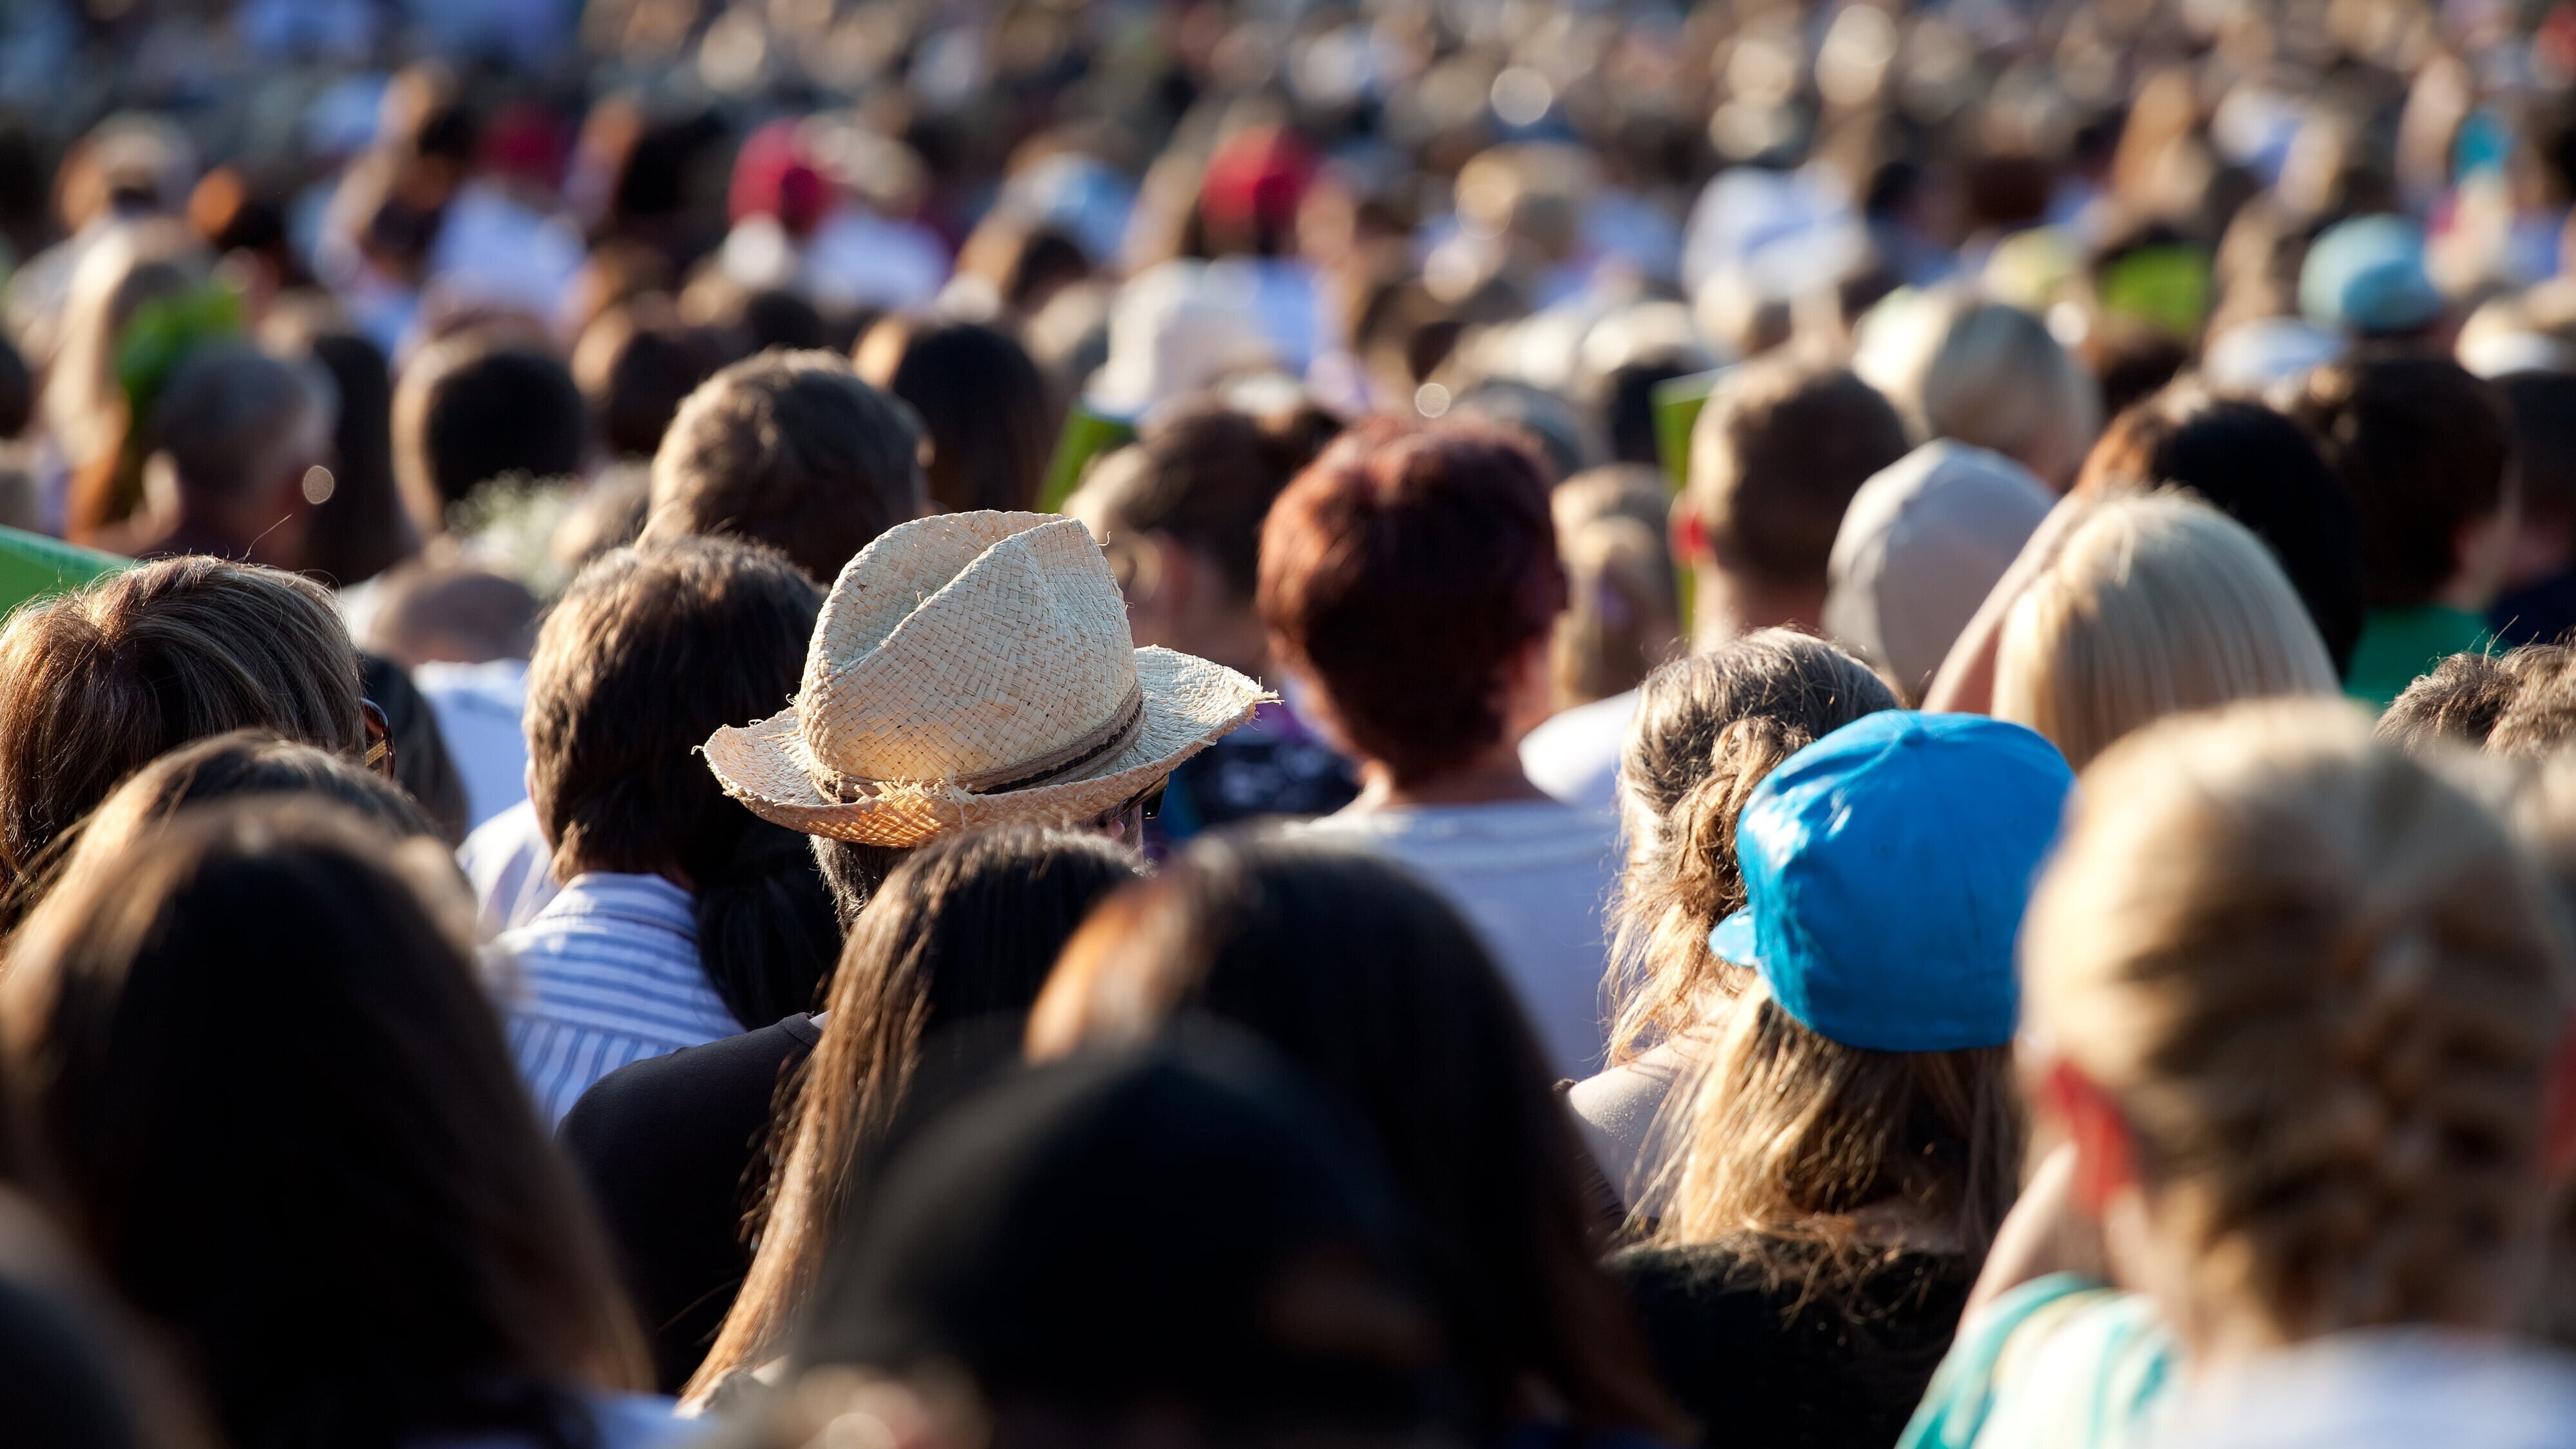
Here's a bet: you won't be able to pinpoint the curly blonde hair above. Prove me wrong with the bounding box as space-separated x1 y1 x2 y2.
2025 699 2574 1340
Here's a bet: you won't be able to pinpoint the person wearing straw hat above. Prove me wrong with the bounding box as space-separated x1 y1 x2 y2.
702 507 1271 916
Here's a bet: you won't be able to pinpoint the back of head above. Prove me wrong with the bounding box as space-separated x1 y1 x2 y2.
859 319 1052 515
1258 417 1567 785
1918 302 2101 487
1030 834 1680 1437
1552 509 1681 708
2501 371 2576 551
2025 700 2571 1338
642 350 923 585
147 344 332 509
0 558 363 902
296 330 409 589
365 562 542 667
1994 494 2341 768
392 336 587 536
2076 388 2367 676
1612 632 1899 1063
1081 399 1335 604
2 800 641 1448
1825 440 2056 699
2380 645 2576 759
572 303 719 461
2289 356 2510 611
1688 358 1910 594
526 536 832 1027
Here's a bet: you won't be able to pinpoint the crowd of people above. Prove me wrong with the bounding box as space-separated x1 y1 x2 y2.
6 0 2576 1444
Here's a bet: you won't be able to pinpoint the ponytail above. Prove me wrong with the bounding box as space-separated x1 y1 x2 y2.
685 816 842 1029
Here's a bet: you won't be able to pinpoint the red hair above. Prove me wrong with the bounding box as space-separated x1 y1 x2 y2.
1259 419 1566 785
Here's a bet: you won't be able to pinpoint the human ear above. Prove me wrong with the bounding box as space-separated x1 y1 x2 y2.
2043 1057 2141 1215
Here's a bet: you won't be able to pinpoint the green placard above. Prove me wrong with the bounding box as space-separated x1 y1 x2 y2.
1653 367 1729 493
1038 402 1140 513
0 525 128 620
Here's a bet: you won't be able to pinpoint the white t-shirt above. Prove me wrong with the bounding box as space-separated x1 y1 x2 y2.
1519 690 1638 816
412 658 529 831
1299 800 1620 1077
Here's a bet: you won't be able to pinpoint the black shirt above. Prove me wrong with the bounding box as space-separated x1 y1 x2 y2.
558 1013 823 1392
1604 1242 1975 1449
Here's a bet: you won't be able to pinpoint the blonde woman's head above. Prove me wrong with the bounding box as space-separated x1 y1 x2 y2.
1918 302 2101 489
1994 493 2339 769
2025 699 2574 1356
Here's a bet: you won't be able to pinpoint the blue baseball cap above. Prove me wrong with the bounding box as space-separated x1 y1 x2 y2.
2299 215 2443 337
1707 712 2074 1052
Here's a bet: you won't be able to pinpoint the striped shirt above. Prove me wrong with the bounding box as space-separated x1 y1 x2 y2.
486 873 743 1127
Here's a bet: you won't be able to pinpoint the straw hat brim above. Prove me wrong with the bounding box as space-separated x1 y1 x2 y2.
703 647 1271 846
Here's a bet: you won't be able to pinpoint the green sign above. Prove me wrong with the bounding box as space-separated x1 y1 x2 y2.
1039 402 1140 513
0 526 129 619
1653 367 1730 493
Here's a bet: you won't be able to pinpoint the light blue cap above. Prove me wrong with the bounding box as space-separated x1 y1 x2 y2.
2299 215 2443 337
1707 711 2074 1052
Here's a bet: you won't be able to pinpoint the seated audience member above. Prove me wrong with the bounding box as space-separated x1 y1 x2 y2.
0 557 366 925
1029 836 1685 1444
2488 370 2576 649
495 537 841 1124
1257 419 1616 1075
1904 702 2571 1449
751 1038 1455 1446
638 350 925 585
3 802 681 1449
2070 386 2368 676
696 509 1265 923
1824 442 2055 703
364 562 542 831
1569 632 1899 1209
2378 645 2576 757
95 343 335 567
2287 356 2514 710
572 299 720 462
1608 711 2068 1447
1066 400 1356 846
1521 463 1685 811
855 316 1053 514
1990 494 2341 769
576 828 1137 1397
392 333 589 542
1672 357 1911 641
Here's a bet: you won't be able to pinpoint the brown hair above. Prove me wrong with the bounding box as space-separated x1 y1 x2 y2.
1607 632 1897 1066
855 317 1054 515
1686 359 1909 589
641 350 923 585
2027 700 2572 1340
3 800 648 1449
0 558 364 918
1551 466 1681 709
2380 645 2576 760
1258 418 1567 784
391 335 587 537
1028 835 1685 1441
2287 356 2512 610
689 827 1140 1400
1079 399 1340 603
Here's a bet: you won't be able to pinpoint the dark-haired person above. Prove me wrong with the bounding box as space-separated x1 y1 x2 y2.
1068 399 1356 847
1030 835 1685 1444
1260 417 1613 1075
2072 384 2367 676
2487 370 2576 649
855 316 1053 514
3 800 682 1449
392 333 589 542
493 536 841 1124
638 350 925 585
578 827 1141 1397
96 342 336 568
573 300 721 462
2287 355 2514 710
0 556 366 928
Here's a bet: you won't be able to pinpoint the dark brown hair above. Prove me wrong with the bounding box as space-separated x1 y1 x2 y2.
391 336 587 536
1030 835 1687 1442
572 301 721 461
2 800 648 1449
642 350 923 585
1258 418 1567 784
2287 355 2512 610
1686 359 1909 589
0 558 364 917
524 537 839 1027
858 317 1053 515
1087 399 1340 603
691 826 1141 1399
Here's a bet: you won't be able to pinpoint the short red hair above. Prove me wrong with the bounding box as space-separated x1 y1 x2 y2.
1259 419 1567 784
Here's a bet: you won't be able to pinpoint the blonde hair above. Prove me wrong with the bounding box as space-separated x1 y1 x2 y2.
1994 493 2338 769
1551 468 1680 708
1607 632 1896 1065
1918 302 2101 486
2025 700 2573 1341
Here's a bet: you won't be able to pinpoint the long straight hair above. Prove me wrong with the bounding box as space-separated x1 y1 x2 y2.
2 800 647 1449
687 826 1141 1400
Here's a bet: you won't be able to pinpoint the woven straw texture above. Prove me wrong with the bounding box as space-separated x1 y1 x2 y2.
704 511 1268 844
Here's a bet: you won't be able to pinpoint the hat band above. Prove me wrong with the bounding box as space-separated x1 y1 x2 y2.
811 679 1148 804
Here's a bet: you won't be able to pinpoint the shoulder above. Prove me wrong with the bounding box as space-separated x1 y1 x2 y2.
560 1016 817 1148
1900 1276 2177 1449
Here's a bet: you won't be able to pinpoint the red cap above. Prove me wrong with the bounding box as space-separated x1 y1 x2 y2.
1199 126 1316 238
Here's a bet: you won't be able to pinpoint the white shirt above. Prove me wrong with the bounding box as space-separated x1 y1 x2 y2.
1299 800 1620 1077
1519 690 1638 815
457 797 558 939
486 873 742 1126
411 658 529 831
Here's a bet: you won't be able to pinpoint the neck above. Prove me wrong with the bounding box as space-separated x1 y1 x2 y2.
1350 739 1551 810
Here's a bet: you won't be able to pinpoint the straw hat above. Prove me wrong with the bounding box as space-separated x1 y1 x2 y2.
704 510 1268 846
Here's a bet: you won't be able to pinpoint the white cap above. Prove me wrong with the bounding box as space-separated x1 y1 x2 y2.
1824 440 2055 699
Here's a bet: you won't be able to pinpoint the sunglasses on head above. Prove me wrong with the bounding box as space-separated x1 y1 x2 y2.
361 699 397 782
